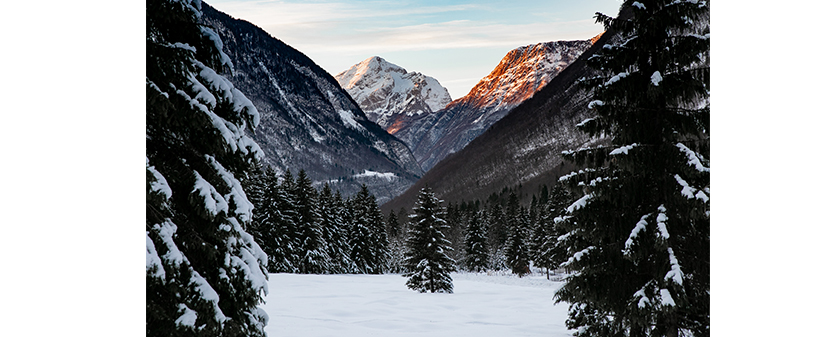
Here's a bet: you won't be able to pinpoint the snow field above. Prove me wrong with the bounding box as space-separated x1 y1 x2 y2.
262 272 572 337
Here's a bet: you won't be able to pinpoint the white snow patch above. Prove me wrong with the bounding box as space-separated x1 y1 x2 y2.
624 214 651 253
147 160 172 200
175 304 198 327
262 273 573 337
146 232 165 280
566 194 593 214
604 72 629 86
632 1 646 10
338 109 365 131
676 143 710 172
353 170 397 181
610 143 638 155
650 71 663 86
660 288 676 307
656 204 670 240
192 171 229 218
561 246 595 267
587 100 603 110
665 247 684 286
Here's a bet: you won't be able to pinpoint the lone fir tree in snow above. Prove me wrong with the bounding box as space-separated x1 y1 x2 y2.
555 1 709 337
146 0 268 335
403 187 456 293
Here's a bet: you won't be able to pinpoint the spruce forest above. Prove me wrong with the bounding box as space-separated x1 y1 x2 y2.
146 0 709 336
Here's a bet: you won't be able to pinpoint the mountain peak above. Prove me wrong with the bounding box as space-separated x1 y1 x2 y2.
335 57 452 131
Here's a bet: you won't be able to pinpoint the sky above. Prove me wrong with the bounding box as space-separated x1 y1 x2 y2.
205 0 623 99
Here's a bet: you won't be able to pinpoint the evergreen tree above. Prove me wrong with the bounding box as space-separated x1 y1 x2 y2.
504 207 531 277
334 190 360 273
462 209 490 272
294 169 331 273
403 188 456 293
534 184 573 277
146 0 268 334
555 2 709 336
317 184 354 274
347 184 386 274
273 169 300 273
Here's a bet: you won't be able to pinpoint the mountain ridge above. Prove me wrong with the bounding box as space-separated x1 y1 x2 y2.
201 3 423 204
387 39 595 171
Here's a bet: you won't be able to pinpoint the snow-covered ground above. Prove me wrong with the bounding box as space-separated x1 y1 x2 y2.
261 272 572 336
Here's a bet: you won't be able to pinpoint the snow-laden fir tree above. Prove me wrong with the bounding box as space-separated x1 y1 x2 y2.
403 187 457 293
293 169 331 273
347 184 387 274
146 0 268 334
316 184 354 274
536 184 573 277
462 209 490 272
273 170 301 273
504 206 531 277
554 1 709 336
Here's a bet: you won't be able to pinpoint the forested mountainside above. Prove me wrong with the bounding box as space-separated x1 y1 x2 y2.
201 3 422 204
389 39 596 172
383 31 615 212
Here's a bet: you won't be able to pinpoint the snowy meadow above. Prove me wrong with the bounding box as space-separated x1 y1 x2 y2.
262 272 572 337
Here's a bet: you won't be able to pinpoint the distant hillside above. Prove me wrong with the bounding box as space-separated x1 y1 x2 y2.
201 3 423 204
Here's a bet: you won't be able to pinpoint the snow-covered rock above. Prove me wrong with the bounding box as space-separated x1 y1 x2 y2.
335 56 452 133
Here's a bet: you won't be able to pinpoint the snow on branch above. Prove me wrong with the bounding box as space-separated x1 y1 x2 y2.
660 288 676 307
561 246 595 268
190 270 228 323
146 232 166 280
674 174 709 202
205 155 253 222
633 287 651 309
632 2 646 10
603 72 629 87
656 205 669 240
566 194 593 214
147 159 172 201
609 143 638 155
623 213 652 254
192 171 229 218
676 143 709 172
559 168 597 181
650 71 663 86
175 304 198 327
665 247 684 286
586 101 603 110
154 220 185 268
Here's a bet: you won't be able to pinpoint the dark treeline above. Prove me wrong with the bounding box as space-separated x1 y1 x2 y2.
243 165 388 274
244 162 575 279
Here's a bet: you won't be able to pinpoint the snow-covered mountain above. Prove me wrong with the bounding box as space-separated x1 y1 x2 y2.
334 56 452 133
383 32 614 212
393 39 597 171
201 4 423 204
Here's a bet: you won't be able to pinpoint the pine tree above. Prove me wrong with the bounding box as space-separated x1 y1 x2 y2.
537 184 573 277
348 184 386 274
292 170 331 273
273 169 300 273
504 207 531 277
146 0 268 335
555 1 709 336
317 184 354 274
462 209 490 272
403 188 456 293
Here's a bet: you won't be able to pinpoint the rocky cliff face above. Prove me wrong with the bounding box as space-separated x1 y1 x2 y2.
334 56 451 133
201 4 423 204
393 39 595 172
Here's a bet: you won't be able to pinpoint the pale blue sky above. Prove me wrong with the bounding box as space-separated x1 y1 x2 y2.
206 0 623 98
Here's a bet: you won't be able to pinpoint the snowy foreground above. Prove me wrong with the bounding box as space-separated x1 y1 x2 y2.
261 272 572 337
